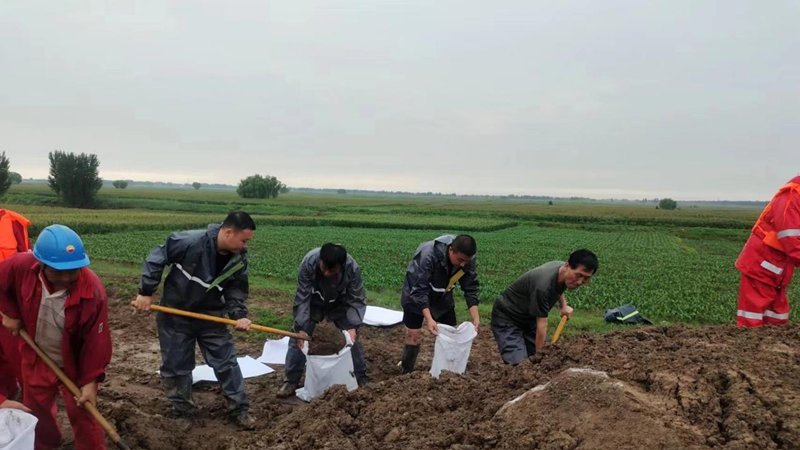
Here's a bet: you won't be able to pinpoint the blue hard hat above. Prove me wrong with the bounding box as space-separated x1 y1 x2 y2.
33 225 90 270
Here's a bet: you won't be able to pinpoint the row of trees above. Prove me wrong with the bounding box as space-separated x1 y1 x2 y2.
8 153 678 208
1 150 290 206
2 151 106 207
112 180 205 190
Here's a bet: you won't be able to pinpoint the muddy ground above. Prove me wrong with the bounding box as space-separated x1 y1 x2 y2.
50 280 800 449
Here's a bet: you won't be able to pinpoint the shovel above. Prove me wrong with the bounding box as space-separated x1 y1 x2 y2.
17 329 130 450
149 304 310 341
551 315 569 344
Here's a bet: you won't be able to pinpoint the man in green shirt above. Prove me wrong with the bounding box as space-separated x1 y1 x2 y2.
491 249 598 365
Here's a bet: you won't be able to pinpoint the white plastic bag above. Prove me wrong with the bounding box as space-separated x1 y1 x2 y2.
0 409 38 450
430 322 477 379
295 330 358 401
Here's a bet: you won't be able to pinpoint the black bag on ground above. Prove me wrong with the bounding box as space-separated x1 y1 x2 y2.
603 304 652 325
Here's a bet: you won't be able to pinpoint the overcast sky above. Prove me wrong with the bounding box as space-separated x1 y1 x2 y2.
1 1 798 200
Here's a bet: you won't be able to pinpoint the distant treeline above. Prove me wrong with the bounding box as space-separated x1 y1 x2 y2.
22 178 235 191
18 178 767 207
289 187 768 208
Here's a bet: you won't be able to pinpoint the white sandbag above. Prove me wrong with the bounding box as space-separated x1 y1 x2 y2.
430 322 477 379
257 336 290 365
363 306 404 326
191 356 274 384
295 331 358 401
0 409 38 450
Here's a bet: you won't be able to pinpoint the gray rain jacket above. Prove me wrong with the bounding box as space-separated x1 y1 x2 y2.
293 248 366 334
400 235 479 318
139 224 249 320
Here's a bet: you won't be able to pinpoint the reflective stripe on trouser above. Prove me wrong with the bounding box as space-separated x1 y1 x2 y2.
490 319 537 366
21 357 105 450
157 312 249 414
737 273 790 327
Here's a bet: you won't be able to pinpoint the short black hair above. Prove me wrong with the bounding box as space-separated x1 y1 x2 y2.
320 243 347 269
222 211 256 231
568 249 598 273
451 234 477 257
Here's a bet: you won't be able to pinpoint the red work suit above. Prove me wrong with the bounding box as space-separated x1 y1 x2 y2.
0 253 112 450
0 209 30 403
0 326 21 400
735 176 800 327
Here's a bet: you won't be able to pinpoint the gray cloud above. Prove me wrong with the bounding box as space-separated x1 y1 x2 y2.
1 1 798 200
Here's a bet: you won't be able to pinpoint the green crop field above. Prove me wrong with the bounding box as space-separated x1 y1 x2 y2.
5 183 792 328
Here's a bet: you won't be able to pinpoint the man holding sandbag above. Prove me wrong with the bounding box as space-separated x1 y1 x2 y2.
277 243 368 398
398 234 481 374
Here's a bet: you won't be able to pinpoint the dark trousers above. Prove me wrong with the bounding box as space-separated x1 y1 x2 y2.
401 308 457 329
491 310 537 366
283 320 368 385
157 312 248 415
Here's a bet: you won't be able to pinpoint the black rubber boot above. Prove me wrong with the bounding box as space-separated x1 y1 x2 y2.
400 344 420 374
163 376 196 417
276 381 297 398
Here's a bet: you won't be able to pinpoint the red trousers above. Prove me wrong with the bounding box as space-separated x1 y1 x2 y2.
22 357 105 450
0 326 21 399
737 274 790 327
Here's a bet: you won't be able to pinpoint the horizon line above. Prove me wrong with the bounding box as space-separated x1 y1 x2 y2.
14 178 768 204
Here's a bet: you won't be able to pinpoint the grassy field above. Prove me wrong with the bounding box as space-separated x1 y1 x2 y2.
5 183 791 332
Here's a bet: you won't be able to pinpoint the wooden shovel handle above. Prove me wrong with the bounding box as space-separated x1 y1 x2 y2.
149 305 309 340
18 329 130 449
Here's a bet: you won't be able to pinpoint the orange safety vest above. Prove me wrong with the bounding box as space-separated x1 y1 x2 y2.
0 209 31 260
752 181 800 252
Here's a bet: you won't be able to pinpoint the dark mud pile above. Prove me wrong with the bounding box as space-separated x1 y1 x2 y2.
53 288 800 450
308 321 347 355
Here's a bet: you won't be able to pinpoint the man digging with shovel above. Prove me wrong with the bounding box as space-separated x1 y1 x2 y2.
131 212 257 430
0 225 113 449
491 249 597 365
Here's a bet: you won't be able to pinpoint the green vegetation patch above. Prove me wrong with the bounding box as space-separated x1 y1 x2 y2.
76 224 786 325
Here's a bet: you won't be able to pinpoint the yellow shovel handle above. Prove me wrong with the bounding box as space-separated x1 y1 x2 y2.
551 315 569 344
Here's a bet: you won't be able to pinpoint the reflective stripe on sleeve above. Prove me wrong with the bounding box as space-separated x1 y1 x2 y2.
760 260 784 275
777 229 800 239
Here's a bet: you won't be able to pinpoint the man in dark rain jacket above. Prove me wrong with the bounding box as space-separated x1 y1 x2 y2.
131 212 256 429
277 243 367 398
398 234 480 374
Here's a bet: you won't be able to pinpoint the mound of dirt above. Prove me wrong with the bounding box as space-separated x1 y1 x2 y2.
249 324 800 450
308 321 346 355
491 367 706 449
58 283 800 450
